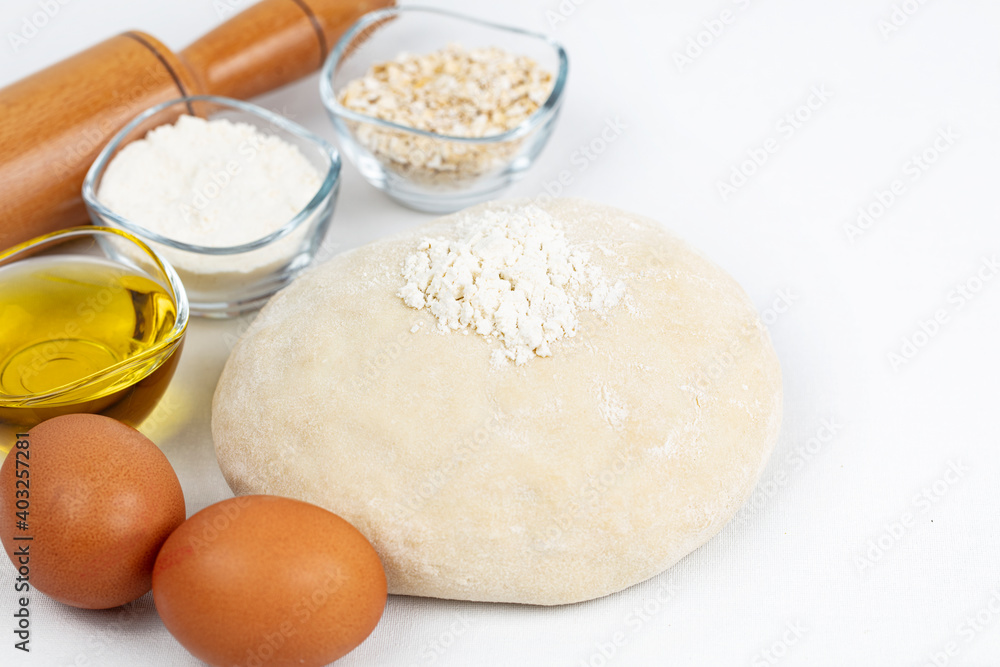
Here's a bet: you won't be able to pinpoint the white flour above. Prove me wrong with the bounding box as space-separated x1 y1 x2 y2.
98 115 322 276
398 204 626 365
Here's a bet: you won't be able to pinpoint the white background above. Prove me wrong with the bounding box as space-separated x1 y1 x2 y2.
2 0 1000 665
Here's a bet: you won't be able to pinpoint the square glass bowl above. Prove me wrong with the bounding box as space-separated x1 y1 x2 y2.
320 7 569 214
83 96 341 318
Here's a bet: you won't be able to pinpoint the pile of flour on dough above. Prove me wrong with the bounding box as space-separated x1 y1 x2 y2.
398 203 626 365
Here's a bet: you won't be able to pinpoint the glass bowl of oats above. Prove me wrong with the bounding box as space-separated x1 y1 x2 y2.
320 6 569 213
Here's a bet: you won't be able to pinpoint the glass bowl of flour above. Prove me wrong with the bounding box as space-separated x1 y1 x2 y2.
83 96 341 318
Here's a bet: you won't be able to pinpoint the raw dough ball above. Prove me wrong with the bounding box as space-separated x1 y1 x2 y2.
212 199 782 605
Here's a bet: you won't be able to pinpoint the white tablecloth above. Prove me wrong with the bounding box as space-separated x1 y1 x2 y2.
2 0 999 665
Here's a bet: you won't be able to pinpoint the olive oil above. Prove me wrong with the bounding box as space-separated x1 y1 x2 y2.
0 255 180 433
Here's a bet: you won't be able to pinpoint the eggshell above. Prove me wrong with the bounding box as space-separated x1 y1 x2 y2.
152 495 387 667
0 414 186 609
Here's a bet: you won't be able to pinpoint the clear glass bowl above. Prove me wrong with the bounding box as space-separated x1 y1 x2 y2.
83 96 341 318
320 7 569 214
0 226 188 445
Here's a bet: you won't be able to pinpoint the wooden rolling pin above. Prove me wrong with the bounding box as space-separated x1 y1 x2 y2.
0 0 393 251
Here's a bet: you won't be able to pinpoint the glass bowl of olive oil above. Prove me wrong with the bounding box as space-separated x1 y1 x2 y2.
0 227 188 442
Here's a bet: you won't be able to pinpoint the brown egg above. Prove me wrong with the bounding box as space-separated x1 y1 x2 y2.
153 495 387 667
0 414 185 609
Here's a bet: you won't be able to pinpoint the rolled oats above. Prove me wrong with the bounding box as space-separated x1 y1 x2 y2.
338 44 555 188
